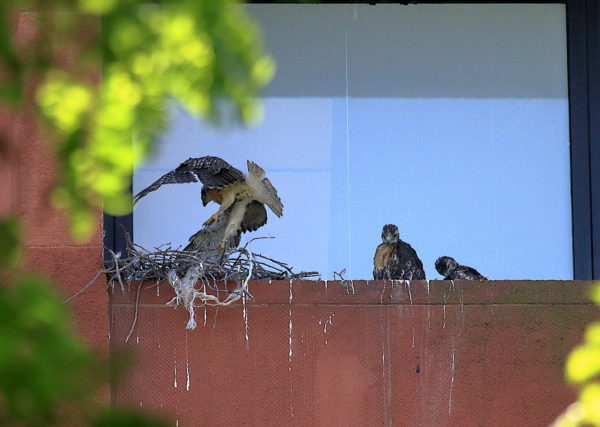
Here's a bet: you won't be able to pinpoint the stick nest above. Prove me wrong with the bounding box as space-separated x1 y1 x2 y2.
68 237 320 332
107 237 320 284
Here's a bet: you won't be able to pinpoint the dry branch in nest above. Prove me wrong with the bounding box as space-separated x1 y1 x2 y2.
68 236 320 333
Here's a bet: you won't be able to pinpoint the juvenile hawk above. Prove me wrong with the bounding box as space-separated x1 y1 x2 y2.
435 256 487 280
373 224 426 280
134 156 283 251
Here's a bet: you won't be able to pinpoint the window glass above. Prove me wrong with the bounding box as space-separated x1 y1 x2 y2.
134 3 572 279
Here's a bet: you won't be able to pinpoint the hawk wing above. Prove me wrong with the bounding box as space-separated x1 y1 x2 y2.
184 201 267 252
134 156 245 204
392 240 426 280
450 266 487 281
184 206 241 252
246 160 283 217
240 201 268 232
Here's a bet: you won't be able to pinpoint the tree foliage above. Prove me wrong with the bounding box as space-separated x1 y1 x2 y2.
0 277 101 425
1 0 274 239
554 284 600 426
0 0 273 424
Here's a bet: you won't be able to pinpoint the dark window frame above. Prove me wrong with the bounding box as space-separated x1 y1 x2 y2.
104 0 600 279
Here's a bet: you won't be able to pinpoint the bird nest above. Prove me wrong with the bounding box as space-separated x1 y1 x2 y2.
67 237 319 333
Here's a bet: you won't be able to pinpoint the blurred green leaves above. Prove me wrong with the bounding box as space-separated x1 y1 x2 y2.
0 276 94 425
91 410 169 427
554 284 600 426
0 275 171 426
0 218 20 269
4 0 274 241
0 2 273 425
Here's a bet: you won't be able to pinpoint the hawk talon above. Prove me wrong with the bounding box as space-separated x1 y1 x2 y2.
203 213 219 226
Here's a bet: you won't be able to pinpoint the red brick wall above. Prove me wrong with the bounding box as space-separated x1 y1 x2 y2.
111 279 595 426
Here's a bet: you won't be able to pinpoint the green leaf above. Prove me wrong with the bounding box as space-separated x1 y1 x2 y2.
0 218 21 269
566 345 600 384
91 409 170 427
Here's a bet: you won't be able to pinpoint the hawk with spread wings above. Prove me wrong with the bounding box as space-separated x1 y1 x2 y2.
373 224 426 280
134 156 283 251
435 256 487 280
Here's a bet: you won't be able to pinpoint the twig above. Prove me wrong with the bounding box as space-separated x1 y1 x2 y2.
124 281 142 343
108 249 125 293
64 269 105 303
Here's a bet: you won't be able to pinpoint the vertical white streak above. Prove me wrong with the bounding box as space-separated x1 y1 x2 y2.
344 5 353 279
405 281 415 348
186 361 190 391
448 339 456 414
184 333 190 391
288 280 294 418
242 294 249 347
173 353 178 388
443 304 447 329
288 281 293 362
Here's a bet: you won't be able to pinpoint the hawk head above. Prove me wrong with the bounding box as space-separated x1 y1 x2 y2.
381 224 399 244
435 256 458 277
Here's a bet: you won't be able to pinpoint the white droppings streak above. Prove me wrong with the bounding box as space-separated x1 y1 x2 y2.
288 280 293 363
323 313 334 334
289 318 293 357
405 281 416 348
203 307 207 326
322 312 335 344
269 279 272 285
156 284 160 296
184 332 190 391
242 294 249 347
426 280 430 295
136 335 139 344
173 354 178 388
186 360 190 391
443 305 447 329
289 282 294 418
324 280 328 292
427 305 431 330
448 344 456 414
